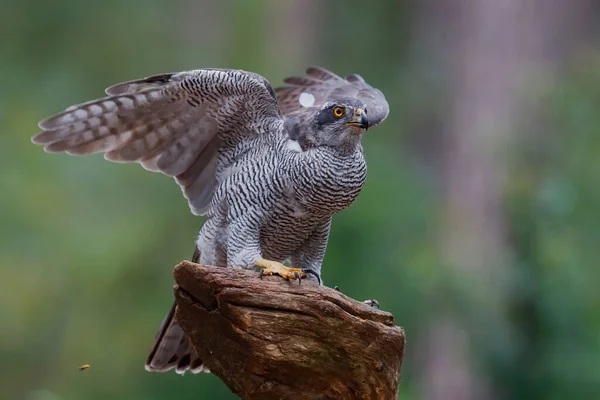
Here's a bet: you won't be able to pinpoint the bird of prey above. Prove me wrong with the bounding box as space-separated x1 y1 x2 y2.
32 66 389 374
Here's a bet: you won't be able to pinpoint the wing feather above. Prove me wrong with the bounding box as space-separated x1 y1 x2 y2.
275 66 389 127
33 69 282 215
306 66 343 81
104 73 177 95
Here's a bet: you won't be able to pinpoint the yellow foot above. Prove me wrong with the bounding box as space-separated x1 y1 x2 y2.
256 258 306 282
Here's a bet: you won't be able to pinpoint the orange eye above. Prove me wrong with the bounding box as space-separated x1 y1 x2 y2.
332 106 345 118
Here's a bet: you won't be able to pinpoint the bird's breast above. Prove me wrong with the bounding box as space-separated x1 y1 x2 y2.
291 149 367 214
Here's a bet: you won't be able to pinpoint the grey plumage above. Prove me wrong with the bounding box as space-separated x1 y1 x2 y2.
33 66 389 374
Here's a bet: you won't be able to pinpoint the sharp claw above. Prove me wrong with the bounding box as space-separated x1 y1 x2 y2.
333 285 341 292
363 299 380 309
301 269 322 285
293 271 301 283
259 269 264 279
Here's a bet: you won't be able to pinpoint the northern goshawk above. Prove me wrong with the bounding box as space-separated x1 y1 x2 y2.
33 66 389 374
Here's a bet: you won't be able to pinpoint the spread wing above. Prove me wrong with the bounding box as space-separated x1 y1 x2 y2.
275 66 389 127
32 69 283 215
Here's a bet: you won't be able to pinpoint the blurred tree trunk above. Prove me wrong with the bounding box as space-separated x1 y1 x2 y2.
415 1 596 399
269 0 318 70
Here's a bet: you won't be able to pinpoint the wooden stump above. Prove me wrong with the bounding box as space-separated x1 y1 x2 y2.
173 261 405 399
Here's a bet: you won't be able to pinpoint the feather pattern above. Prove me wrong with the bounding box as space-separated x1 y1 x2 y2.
275 66 389 126
33 69 282 215
145 301 208 374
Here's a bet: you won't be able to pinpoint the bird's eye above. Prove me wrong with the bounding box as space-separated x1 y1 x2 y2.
332 106 345 119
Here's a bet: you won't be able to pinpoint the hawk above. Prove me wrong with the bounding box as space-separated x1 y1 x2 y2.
33 66 389 374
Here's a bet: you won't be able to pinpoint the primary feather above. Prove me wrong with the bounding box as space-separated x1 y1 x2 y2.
33 69 281 215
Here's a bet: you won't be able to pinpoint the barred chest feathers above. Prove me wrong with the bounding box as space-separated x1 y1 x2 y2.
287 144 367 215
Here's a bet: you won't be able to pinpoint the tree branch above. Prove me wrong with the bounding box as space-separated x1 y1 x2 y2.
172 261 406 399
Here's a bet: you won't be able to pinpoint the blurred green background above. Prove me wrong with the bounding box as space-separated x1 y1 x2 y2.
2 1 600 399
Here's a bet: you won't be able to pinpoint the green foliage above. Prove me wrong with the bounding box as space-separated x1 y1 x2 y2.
500 53 600 399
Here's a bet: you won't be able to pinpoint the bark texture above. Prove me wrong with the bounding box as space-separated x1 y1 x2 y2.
172 261 405 400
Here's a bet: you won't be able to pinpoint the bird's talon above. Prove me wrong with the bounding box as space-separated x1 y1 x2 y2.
333 285 341 292
363 299 380 309
255 258 306 281
302 269 322 285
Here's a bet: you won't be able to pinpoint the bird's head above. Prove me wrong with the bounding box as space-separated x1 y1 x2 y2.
310 98 369 152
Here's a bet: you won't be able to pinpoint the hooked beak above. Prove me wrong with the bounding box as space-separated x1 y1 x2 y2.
345 108 369 130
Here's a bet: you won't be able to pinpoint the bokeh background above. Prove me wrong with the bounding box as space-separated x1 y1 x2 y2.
2 1 600 399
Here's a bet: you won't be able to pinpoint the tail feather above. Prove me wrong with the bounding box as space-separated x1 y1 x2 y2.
145 247 208 375
145 301 209 374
